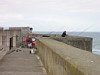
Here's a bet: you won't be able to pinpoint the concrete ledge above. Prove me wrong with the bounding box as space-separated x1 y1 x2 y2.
36 38 100 75
0 49 9 60
51 36 92 52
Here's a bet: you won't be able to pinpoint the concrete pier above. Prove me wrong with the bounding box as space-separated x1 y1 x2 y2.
51 36 92 52
0 27 98 75
0 48 47 75
36 38 100 75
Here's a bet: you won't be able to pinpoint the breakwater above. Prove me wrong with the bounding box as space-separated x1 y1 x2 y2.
36 38 100 75
51 36 92 52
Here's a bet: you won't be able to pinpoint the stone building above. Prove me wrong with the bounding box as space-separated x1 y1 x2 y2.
0 27 32 50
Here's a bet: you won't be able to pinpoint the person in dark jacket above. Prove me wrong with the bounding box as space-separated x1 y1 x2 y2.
61 31 66 37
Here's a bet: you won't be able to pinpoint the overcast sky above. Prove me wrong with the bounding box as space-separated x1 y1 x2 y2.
0 0 100 32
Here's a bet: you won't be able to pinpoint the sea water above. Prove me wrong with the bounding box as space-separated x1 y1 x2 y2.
33 31 100 55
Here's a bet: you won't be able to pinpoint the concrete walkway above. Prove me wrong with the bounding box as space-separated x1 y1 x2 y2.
0 48 47 75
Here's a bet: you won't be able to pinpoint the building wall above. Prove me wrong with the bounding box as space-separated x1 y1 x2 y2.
0 30 3 49
0 27 31 50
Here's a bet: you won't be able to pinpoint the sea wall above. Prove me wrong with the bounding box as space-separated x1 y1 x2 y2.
51 36 92 52
36 38 100 75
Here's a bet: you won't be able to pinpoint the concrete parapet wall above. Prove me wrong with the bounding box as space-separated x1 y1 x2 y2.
36 38 100 75
0 49 9 60
0 27 3 30
30 33 58 37
9 27 30 30
51 36 92 52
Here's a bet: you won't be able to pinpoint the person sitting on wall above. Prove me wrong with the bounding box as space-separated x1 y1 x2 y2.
61 31 67 37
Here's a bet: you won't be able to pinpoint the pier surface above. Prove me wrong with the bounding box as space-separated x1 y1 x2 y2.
0 48 46 75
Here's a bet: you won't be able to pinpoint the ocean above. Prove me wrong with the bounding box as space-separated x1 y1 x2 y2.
33 31 100 55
